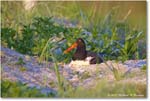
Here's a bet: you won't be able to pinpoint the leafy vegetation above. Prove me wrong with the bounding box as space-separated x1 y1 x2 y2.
1 80 56 97
1 16 146 62
1 1 146 61
16 57 25 65
2 17 68 55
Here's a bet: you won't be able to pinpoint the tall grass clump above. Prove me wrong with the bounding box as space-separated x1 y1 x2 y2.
39 36 76 97
67 80 146 98
39 37 63 86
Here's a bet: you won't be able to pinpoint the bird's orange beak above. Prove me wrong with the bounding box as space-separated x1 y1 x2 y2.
63 42 78 54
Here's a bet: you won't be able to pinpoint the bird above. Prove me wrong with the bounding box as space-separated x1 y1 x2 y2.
64 38 103 65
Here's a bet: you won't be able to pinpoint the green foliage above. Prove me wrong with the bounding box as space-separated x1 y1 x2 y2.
39 36 70 96
66 80 146 98
86 18 145 61
1 2 146 61
1 11 146 62
16 57 25 65
1 28 18 49
117 29 144 61
1 80 56 97
1 17 68 56
27 17 68 55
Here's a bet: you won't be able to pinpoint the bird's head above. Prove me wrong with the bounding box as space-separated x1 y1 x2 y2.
64 38 86 54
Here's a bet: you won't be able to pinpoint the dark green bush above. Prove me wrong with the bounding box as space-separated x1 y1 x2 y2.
1 16 146 62
1 17 68 55
1 28 18 49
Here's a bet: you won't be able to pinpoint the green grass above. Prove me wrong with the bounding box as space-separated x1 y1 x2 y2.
1 78 146 98
65 80 146 98
1 1 146 29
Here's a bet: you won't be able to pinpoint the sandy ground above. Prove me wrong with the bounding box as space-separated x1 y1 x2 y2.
1 46 147 94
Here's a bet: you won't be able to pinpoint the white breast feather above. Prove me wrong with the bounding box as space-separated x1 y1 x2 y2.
69 57 93 67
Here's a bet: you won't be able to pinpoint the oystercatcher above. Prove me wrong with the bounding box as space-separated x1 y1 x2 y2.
64 38 103 65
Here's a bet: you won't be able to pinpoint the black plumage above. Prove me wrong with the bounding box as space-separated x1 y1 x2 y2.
65 38 103 64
